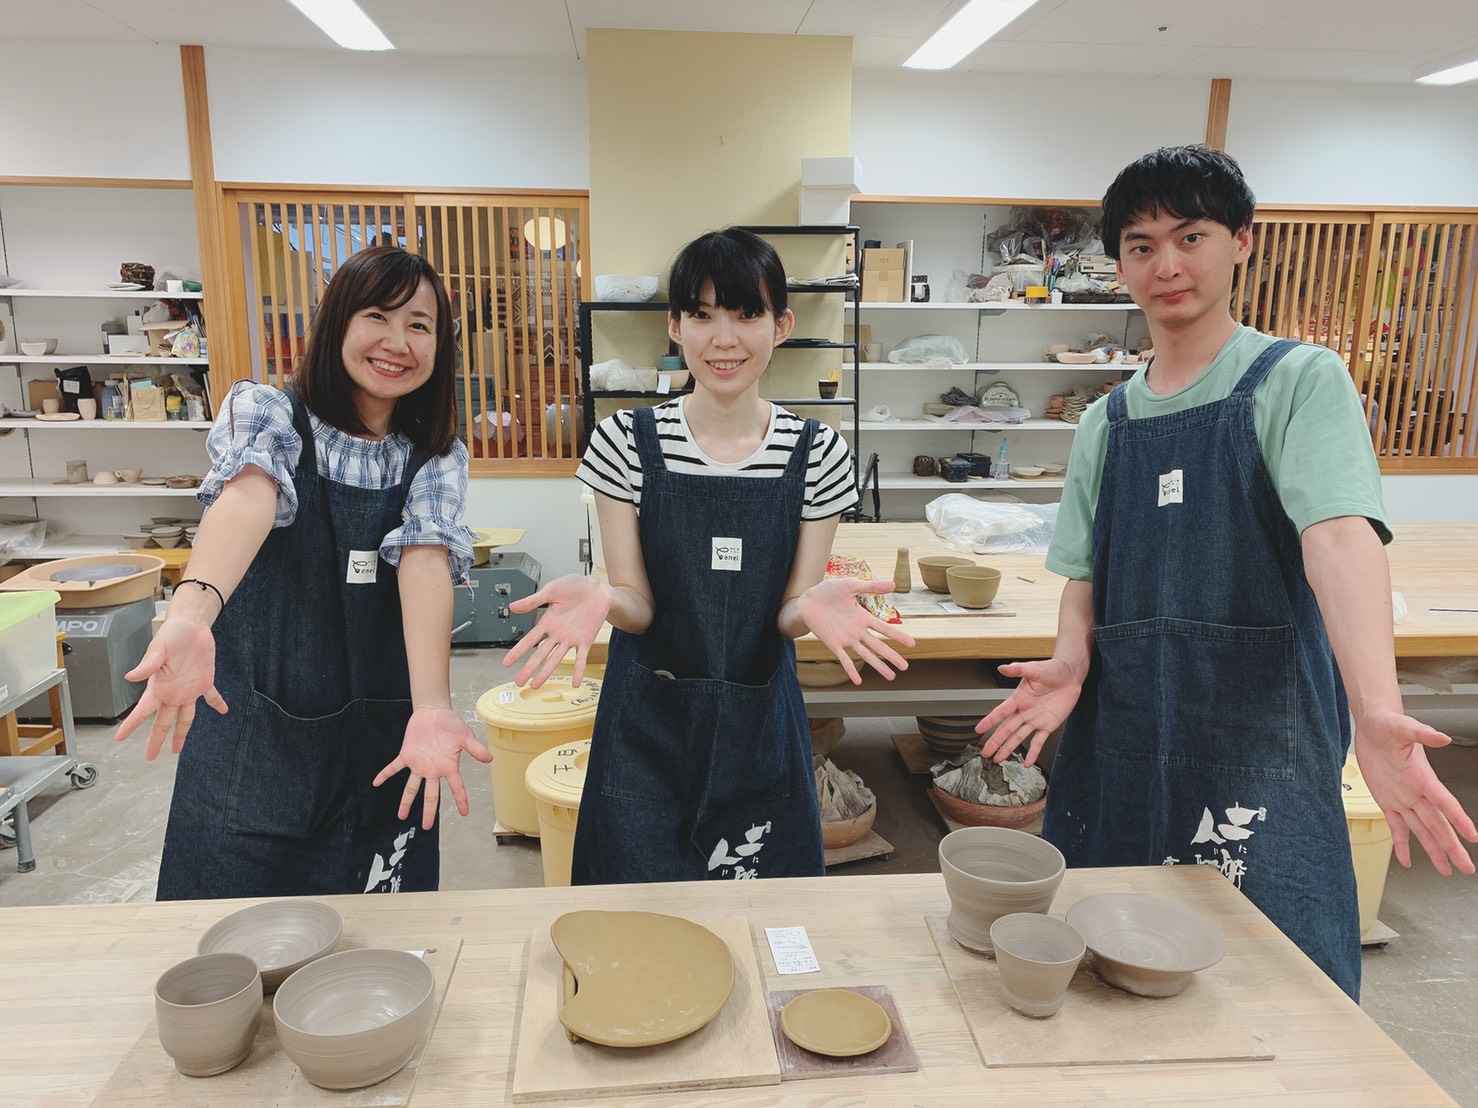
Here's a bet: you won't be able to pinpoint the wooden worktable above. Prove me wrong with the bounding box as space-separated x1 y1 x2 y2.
591 522 1478 664
0 866 1454 1106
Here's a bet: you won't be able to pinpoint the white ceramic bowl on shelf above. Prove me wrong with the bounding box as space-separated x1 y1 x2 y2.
593 274 658 302
20 339 59 355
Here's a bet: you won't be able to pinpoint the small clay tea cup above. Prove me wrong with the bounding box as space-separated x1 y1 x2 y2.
818 379 839 400
93 470 119 486
946 565 1002 608
918 555 973 593
115 466 144 483
990 913 1085 1018
154 952 262 1076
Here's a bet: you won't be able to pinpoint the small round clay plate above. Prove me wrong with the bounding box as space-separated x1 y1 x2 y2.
780 989 892 1057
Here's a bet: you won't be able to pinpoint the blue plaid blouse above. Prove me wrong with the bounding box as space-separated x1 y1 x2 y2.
199 381 475 583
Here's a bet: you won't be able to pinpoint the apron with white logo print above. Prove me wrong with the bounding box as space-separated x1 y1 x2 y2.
1044 339 1361 998
157 391 438 899
571 405 824 883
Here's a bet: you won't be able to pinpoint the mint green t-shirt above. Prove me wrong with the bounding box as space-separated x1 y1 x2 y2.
1046 325 1391 582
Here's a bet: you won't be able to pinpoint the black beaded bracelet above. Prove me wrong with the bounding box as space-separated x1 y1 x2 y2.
176 577 226 611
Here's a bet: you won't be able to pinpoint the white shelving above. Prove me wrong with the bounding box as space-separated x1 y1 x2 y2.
859 361 1117 373
2 355 208 366
0 289 204 300
0 419 212 431
861 300 1137 312
0 479 201 497
878 473 1067 491
860 417 1078 432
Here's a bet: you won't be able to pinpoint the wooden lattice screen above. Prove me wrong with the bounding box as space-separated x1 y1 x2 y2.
1235 208 1478 472
227 188 587 474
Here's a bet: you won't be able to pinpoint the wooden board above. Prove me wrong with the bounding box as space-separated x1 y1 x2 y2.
823 829 893 868
926 913 1274 1068
765 985 920 1080
890 588 1015 618
511 915 780 1103
92 939 461 1107
890 731 946 775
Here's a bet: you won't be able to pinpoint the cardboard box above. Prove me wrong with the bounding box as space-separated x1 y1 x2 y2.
866 272 907 303
864 247 907 271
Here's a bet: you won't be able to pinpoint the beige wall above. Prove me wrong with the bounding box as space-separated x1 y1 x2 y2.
586 29 854 413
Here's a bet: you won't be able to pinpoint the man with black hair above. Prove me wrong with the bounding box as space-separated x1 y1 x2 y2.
975 145 1475 999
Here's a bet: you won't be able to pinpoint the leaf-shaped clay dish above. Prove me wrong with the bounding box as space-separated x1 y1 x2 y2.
550 910 735 1047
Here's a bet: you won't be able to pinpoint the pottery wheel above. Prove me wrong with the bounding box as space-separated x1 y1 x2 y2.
49 563 140 584
550 910 735 1047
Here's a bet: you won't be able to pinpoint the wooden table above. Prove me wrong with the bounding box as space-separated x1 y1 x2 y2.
586 522 1478 717
0 866 1455 1106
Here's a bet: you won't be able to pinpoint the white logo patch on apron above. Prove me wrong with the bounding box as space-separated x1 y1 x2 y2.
346 549 379 584
711 537 742 571
1157 468 1184 507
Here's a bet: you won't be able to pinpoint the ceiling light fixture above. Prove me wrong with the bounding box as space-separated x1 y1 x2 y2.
286 0 394 51
903 0 1036 70
1414 55 1478 85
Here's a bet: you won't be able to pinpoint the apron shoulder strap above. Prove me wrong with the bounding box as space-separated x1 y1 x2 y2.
784 415 819 478
631 404 668 473
1106 378 1130 423
284 388 319 474
1233 337 1300 397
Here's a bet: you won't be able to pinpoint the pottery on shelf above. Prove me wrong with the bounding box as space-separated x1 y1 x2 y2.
989 912 1086 1018
821 799 876 850
915 714 981 758
938 826 1066 955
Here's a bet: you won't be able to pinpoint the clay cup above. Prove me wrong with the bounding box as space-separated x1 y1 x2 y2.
939 826 1066 954
946 565 1002 608
989 913 1085 1018
917 555 974 593
154 952 263 1076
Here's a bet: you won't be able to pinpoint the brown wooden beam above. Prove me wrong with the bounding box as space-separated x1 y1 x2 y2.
1205 78 1232 149
180 45 250 405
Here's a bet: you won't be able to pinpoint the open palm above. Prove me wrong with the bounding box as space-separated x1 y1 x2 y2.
975 658 1083 765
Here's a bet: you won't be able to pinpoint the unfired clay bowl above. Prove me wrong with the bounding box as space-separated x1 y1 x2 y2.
197 899 343 992
938 826 1066 955
273 948 435 1089
1065 893 1226 997
154 952 263 1076
989 912 1085 1018
946 565 1002 608
917 555 974 593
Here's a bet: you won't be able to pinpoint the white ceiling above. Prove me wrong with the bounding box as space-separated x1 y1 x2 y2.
3 0 1478 84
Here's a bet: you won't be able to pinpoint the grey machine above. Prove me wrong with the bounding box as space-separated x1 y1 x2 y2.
54 596 154 719
451 551 542 646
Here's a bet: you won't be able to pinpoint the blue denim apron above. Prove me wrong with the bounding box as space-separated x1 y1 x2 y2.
1044 339 1361 998
157 391 438 899
570 405 824 884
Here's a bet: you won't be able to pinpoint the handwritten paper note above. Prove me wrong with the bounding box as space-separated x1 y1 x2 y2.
765 925 820 974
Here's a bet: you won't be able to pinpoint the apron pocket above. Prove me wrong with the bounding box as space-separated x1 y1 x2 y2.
222 692 350 839
1094 617 1297 781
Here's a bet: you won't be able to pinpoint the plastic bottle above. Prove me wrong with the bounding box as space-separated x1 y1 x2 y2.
993 440 1010 480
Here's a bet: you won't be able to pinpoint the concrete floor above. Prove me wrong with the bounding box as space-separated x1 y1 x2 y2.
2 645 1475 1104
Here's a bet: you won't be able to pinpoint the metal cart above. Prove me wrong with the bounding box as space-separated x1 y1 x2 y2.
0 667 96 872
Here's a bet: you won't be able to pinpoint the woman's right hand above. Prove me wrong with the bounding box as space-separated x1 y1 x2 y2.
974 658 1084 766
504 574 616 688
115 619 229 759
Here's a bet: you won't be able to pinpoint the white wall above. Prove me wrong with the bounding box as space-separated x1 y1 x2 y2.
1226 82 1478 206
851 70 1208 200
0 42 191 179
205 47 589 188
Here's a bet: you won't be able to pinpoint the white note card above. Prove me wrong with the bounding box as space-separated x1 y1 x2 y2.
765 925 820 974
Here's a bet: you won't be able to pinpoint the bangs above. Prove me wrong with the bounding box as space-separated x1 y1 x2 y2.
667 228 787 317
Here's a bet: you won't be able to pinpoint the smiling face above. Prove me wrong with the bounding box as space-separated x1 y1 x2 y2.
667 279 793 400
1115 211 1251 337
340 278 438 435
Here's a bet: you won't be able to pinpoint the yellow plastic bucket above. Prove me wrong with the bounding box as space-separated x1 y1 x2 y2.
1342 753 1393 937
474 679 601 836
524 739 591 886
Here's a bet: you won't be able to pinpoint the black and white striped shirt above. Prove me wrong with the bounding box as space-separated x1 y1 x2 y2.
577 398 858 520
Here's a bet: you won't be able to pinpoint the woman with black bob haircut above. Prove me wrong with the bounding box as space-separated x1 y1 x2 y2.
505 226 915 884
119 244 490 900
1098 144 1257 261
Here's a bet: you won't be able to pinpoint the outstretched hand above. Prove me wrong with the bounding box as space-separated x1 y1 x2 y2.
115 619 229 759
503 574 614 688
1355 708 1477 875
975 658 1084 766
793 576 915 684
373 706 493 831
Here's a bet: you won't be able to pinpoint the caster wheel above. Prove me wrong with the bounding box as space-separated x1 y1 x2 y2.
70 763 99 790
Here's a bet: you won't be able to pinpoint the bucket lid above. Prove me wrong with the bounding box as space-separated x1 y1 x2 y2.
0 589 62 630
475 679 601 728
524 739 591 806
1341 753 1384 820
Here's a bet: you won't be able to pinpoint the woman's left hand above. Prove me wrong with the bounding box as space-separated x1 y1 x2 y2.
793 577 916 683
374 707 493 830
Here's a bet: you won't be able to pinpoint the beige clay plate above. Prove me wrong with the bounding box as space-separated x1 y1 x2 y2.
780 988 893 1057
551 910 735 1047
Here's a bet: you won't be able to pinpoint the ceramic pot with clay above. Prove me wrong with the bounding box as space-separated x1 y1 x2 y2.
938 825 1065 955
